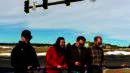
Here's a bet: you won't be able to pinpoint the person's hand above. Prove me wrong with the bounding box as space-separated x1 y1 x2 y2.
57 65 63 69
27 66 33 73
28 66 32 70
75 61 80 66
121 63 128 67
37 66 40 72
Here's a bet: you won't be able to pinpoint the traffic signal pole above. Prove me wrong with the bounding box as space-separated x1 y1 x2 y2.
24 0 83 13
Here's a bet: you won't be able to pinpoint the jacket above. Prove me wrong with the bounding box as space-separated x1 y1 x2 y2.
66 44 89 71
11 41 39 69
45 46 67 73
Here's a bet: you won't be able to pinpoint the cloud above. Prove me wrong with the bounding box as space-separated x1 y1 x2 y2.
0 0 130 46
0 22 30 29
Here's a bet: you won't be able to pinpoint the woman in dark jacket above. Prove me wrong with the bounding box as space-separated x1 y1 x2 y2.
45 37 67 73
11 30 40 73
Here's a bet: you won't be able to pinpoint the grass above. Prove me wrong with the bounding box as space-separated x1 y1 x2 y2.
33 46 49 53
104 68 130 73
0 48 12 53
0 46 50 53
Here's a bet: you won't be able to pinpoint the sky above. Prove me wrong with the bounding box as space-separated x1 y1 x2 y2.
0 0 130 46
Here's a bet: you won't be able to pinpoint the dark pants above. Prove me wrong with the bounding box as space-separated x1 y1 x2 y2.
68 70 85 73
14 67 35 73
14 69 28 73
87 65 103 73
14 68 30 73
67 67 85 73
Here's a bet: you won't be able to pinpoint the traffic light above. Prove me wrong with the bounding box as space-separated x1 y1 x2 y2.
65 0 70 6
24 0 29 13
42 0 48 9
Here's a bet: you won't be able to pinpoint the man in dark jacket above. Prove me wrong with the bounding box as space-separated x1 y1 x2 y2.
66 36 89 73
11 30 40 73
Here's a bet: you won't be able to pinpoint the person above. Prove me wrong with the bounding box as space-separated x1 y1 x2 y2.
45 37 67 73
66 36 89 73
11 30 40 73
87 36 104 73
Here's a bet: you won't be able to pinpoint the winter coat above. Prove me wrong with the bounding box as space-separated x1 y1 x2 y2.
11 41 39 70
45 46 67 73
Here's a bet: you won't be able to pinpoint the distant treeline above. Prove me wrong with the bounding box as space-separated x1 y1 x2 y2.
0 43 52 46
